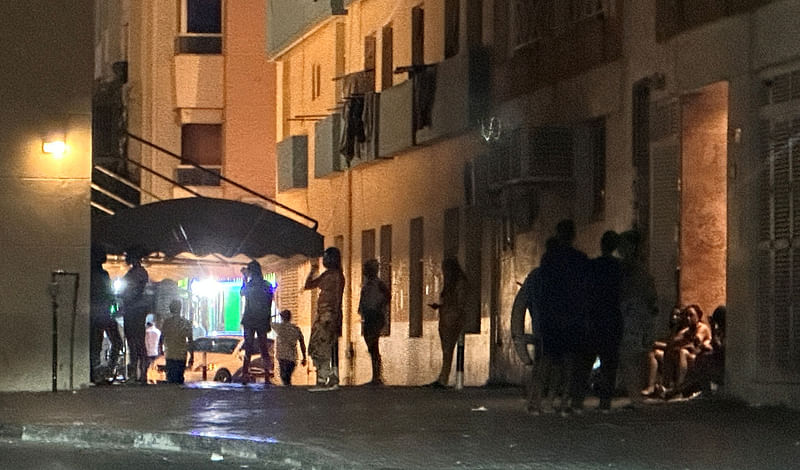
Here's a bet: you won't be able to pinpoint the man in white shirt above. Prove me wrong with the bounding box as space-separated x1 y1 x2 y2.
144 321 161 382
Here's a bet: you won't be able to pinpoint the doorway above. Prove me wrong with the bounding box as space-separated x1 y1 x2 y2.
679 81 728 317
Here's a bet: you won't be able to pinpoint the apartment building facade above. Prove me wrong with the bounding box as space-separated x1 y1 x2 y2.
269 0 800 405
91 0 800 405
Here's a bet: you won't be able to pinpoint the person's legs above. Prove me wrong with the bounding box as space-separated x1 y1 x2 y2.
256 328 272 384
642 349 662 395
241 327 256 382
597 344 620 409
165 359 181 384
279 359 294 385
569 350 595 411
309 316 334 387
126 330 146 382
437 330 458 385
365 334 382 384
104 322 122 371
527 348 551 414
676 348 695 387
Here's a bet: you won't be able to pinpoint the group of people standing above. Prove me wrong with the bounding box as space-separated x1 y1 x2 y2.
517 219 658 415
90 245 194 385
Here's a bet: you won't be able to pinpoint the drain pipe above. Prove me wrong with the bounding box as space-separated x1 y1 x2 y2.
49 271 80 392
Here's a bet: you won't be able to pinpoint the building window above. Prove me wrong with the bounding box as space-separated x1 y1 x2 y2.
362 229 376 262
409 217 424 338
509 0 611 52
381 24 394 90
311 64 322 100
177 124 222 186
177 0 222 54
181 124 222 165
380 224 393 335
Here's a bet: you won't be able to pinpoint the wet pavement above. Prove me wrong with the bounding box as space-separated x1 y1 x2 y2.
0 383 798 469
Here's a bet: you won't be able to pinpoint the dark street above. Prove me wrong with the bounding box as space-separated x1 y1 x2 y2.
1 385 798 469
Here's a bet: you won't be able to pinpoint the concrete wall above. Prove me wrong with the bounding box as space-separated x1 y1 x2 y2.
224 0 278 200
0 1 93 391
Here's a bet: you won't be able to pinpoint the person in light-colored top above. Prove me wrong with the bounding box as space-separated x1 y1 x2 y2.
144 321 161 377
273 310 307 386
158 300 194 384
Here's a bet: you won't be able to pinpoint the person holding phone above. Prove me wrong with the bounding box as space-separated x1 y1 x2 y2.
427 257 468 388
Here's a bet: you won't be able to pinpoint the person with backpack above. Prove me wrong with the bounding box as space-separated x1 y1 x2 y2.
240 260 274 384
358 259 391 385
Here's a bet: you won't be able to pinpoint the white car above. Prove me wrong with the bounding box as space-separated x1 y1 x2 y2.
148 333 274 384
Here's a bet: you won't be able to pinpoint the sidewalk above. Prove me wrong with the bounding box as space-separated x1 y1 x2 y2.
0 383 798 469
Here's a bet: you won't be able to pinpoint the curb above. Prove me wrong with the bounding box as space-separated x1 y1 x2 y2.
0 423 357 470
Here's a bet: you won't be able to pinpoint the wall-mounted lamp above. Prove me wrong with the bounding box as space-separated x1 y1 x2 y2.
42 129 67 159
42 140 66 157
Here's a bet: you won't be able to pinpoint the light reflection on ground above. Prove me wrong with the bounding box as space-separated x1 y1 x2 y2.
188 429 279 443
186 381 280 443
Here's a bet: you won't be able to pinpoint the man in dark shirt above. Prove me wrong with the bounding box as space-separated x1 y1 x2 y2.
536 220 589 414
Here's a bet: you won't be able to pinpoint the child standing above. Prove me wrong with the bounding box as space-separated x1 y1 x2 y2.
273 309 307 386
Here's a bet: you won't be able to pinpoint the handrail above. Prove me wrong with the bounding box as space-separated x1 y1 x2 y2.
94 165 162 201
127 132 319 230
123 157 204 197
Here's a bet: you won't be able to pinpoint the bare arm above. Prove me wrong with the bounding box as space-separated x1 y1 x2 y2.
298 329 307 365
304 263 321 290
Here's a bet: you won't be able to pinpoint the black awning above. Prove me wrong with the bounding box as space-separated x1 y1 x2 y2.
94 197 324 260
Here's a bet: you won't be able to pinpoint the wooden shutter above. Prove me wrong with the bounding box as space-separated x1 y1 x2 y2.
412 6 425 66
756 70 800 380
381 24 394 90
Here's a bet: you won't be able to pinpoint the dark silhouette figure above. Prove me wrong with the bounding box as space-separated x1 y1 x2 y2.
90 245 123 384
571 230 623 411
240 260 274 384
535 220 589 413
358 259 391 385
119 247 150 383
428 257 468 388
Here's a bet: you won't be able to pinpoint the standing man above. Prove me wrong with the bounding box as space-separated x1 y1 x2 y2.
119 247 150 383
358 259 391 385
305 247 345 391
537 219 590 414
240 260 274 384
144 321 161 380
159 299 194 384
571 230 623 412
90 245 123 384
273 309 307 386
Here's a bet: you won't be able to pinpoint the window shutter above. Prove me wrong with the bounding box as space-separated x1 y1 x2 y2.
757 72 800 378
